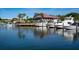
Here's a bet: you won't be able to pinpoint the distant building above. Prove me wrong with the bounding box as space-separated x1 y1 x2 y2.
33 13 59 23
12 18 25 24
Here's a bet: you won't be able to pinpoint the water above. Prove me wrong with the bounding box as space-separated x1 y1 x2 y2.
0 25 79 50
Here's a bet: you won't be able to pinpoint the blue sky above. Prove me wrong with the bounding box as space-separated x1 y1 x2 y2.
0 8 79 19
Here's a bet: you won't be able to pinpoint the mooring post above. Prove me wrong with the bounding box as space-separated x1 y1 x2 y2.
62 23 64 36
76 23 78 34
63 23 64 30
54 22 56 31
54 22 55 28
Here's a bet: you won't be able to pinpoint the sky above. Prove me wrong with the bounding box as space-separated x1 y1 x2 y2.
0 8 79 19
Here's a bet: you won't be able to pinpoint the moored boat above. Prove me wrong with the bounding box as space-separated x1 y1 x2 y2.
65 23 79 30
55 16 74 29
47 22 55 28
35 22 47 27
7 23 13 28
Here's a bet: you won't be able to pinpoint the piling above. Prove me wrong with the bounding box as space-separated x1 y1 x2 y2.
76 23 78 34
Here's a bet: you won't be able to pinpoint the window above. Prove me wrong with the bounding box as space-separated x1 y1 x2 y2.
68 22 71 24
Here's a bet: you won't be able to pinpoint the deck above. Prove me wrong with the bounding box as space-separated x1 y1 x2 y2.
16 23 35 26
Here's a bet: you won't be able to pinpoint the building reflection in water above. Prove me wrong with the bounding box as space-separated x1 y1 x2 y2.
47 28 56 34
33 27 48 38
17 26 79 42
33 27 57 39
17 27 56 39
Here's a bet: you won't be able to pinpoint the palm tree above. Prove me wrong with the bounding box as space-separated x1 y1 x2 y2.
17 13 26 22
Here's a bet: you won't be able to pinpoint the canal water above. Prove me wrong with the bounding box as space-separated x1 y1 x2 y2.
0 25 79 50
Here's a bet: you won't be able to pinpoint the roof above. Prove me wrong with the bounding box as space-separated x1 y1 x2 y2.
33 13 59 19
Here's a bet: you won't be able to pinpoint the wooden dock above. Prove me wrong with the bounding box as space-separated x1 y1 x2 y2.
15 23 35 26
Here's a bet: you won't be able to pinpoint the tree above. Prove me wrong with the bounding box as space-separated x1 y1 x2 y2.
17 13 26 22
0 17 2 23
65 12 79 21
27 18 34 22
34 13 43 18
11 18 18 23
57 15 65 21
0 17 2 20
26 16 28 20
59 16 65 21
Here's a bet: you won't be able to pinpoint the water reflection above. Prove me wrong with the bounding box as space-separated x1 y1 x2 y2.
55 29 79 42
0 24 15 30
0 24 79 49
17 27 25 40
33 27 48 38
16 26 79 42
1 23 78 43
17 27 35 40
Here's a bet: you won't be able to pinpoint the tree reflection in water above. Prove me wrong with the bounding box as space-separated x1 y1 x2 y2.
17 27 25 40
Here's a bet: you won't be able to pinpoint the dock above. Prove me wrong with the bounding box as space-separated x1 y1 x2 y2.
15 23 35 26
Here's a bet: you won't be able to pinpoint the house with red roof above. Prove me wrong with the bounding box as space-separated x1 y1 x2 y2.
33 13 59 23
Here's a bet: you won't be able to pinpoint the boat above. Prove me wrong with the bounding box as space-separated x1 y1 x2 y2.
47 20 57 28
55 22 64 28
55 16 74 29
35 22 47 27
7 23 13 28
47 23 55 28
55 22 71 29
65 23 79 30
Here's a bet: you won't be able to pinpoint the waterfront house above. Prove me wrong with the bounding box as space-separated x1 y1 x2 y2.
33 13 59 26
33 13 59 22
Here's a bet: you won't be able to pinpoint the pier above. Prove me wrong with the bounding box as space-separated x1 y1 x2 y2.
15 23 35 26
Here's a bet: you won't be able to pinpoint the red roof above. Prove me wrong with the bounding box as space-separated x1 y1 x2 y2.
34 13 59 19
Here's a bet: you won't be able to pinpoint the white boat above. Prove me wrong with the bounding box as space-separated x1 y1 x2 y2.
65 23 79 30
7 23 13 28
55 22 64 28
47 22 55 28
47 19 59 28
55 16 74 29
35 22 47 27
55 22 71 29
